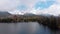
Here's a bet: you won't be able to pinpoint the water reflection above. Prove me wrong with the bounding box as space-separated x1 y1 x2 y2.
0 22 59 34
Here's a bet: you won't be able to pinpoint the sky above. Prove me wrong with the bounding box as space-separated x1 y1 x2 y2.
0 0 60 16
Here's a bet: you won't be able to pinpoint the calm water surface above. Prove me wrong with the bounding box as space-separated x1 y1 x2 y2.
0 22 60 34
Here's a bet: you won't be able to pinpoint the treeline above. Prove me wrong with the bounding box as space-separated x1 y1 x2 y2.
0 15 60 29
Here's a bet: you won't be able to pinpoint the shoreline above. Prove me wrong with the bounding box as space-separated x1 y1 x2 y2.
0 15 60 30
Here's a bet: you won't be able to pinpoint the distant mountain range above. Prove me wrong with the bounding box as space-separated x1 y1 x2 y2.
0 12 11 17
0 12 57 17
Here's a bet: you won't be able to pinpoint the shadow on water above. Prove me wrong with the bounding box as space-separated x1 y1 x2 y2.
38 23 60 34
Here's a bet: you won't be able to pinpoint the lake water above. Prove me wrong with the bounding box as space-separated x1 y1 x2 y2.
0 22 60 34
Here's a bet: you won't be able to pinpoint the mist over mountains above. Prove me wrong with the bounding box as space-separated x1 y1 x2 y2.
0 11 59 17
0 11 58 17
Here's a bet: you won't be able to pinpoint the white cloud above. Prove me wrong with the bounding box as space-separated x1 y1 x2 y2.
0 0 60 16
30 4 60 16
9 3 60 16
23 0 60 16
56 0 60 3
0 0 47 11
0 0 20 11
9 10 24 15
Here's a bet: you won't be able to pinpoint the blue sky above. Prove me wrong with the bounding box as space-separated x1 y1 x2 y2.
34 1 55 10
16 0 55 11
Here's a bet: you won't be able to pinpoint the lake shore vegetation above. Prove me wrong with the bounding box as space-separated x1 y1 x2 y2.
0 15 60 30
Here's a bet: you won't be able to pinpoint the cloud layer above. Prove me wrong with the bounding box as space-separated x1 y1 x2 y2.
0 0 60 16
0 0 20 11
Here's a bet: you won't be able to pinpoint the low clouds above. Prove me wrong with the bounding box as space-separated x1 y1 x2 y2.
10 4 60 16
35 4 60 16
